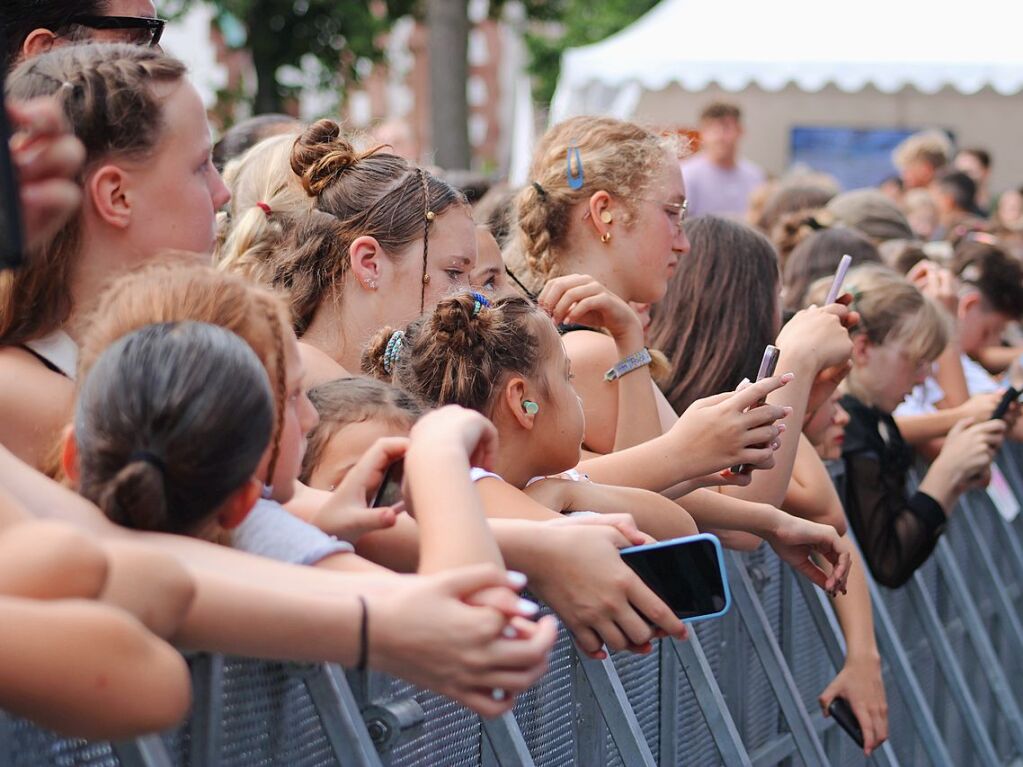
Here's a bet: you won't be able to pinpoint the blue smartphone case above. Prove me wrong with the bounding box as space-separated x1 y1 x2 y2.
620 532 732 624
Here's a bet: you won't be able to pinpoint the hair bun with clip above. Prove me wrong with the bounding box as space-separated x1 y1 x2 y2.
383 330 405 374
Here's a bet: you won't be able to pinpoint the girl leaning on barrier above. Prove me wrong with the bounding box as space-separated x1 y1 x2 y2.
0 43 553 718
822 265 1007 588
649 216 889 755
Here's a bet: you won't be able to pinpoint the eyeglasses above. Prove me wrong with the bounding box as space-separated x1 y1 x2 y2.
633 197 688 231
66 15 167 46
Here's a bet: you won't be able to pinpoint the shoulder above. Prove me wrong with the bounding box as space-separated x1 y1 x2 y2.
560 328 617 370
298 342 350 388
0 347 75 468
232 500 354 565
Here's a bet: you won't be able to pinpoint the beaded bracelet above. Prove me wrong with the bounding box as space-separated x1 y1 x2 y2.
604 347 653 381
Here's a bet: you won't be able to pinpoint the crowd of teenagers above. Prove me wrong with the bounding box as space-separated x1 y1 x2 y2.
2 7 1023 760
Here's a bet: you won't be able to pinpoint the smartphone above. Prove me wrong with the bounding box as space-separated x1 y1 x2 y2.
372 458 405 508
824 254 853 304
732 344 781 475
992 387 1021 421
620 533 731 623
828 697 865 748
0 89 24 271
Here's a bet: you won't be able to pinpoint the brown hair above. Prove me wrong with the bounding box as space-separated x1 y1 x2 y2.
362 294 549 417
76 322 273 534
953 239 1023 319
809 265 949 363
255 119 466 333
1 43 188 347
700 101 742 122
783 227 881 312
78 259 292 483
517 116 686 280
648 216 780 414
302 376 424 483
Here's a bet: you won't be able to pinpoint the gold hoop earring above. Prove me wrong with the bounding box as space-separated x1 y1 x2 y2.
601 232 611 244
600 211 613 224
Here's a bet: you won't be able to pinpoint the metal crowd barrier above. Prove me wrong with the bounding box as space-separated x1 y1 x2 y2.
3 446 1023 766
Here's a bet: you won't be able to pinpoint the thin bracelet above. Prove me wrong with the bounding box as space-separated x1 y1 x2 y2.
604 347 653 381
356 596 369 671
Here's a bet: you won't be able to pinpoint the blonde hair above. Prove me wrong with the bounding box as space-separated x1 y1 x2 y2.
214 133 313 283
516 116 688 279
892 131 952 172
807 264 949 363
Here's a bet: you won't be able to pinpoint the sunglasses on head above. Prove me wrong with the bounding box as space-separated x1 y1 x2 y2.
66 15 166 46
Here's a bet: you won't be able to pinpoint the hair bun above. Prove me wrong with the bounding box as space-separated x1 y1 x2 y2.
291 119 360 197
98 460 169 532
431 293 491 353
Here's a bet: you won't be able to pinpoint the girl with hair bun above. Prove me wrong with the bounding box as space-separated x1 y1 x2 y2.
216 118 476 384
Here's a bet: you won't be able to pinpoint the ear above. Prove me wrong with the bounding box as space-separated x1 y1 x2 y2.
21 29 58 60
850 332 871 367
86 165 133 230
61 425 80 484
501 376 536 431
217 478 261 530
958 290 981 321
349 235 385 290
585 190 613 236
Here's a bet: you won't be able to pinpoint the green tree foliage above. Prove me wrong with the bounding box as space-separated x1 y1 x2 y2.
165 0 416 113
521 0 659 106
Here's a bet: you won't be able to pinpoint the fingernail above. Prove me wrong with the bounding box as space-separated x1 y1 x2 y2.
781 372 795 382
491 688 507 702
502 626 517 639
517 598 539 616
507 570 528 589
783 406 794 415
778 423 787 433
738 377 751 387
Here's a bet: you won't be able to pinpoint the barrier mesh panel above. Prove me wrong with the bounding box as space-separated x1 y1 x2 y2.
513 627 577 767
3 720 118 767
218 659 337 767
606 645 661 764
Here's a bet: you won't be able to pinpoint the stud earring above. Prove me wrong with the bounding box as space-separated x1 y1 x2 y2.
600 211 613 224
367 279 378 290
601 232 611 244
522 400 539 416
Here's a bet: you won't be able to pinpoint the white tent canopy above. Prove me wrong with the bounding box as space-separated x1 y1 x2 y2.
551 0 1023 121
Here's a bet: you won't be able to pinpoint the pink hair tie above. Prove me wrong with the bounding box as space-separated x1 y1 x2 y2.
256 202 272 217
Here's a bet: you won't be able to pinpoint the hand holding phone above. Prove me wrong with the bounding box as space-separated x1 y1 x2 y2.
620 533 731 623
824 254 853 305
732 345 781 475
372 458 405 509
991 387 1021 421
828 697 865 748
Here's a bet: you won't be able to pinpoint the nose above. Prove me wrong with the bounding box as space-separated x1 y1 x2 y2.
673 225 690 255
212 170 232 210
300 394 320 434
834 403 850 427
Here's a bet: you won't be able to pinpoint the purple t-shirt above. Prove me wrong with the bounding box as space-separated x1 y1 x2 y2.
681 153 766 218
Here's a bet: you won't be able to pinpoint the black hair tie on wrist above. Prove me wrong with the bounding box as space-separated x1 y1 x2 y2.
356 596 369 671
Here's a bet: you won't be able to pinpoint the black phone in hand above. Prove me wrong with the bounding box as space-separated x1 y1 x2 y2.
829 697 864 748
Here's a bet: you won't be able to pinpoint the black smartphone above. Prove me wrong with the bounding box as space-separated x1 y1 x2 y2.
620 534 731 623
828 697 865 748
0 88 24 271
371 458 405 508
732 344 781 475
992 387 1021 421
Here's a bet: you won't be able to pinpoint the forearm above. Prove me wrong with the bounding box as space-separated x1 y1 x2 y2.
355 514 421 572
827 544 878 661
895 410 962 445
585 484 697 540
580 433 705 492
977 345 1022 375
406 443 503 573
611 335 663 451
934 340 969 408
725 354 816 507
780 438 848 533
681 489 780 537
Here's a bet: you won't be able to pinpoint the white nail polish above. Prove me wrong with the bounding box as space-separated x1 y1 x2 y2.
502 626 517 639
517 598 539 616
491 688 507 702
506 570 528 589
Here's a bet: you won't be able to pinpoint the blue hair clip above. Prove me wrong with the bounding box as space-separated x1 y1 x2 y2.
566 144 584 190
469 291 491 317
383 330 405 374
